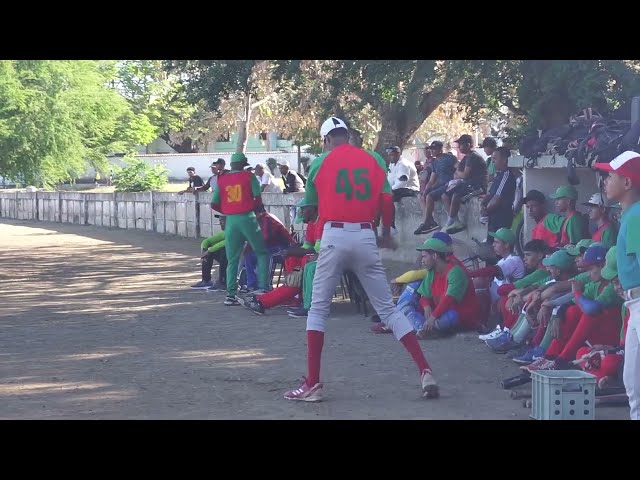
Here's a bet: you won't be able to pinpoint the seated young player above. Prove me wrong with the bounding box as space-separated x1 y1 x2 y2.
574 247 628 388
480 239 549 340
191 214 227 291
524 245 623 372
413 238 480 338
486 249 576 353
240 200 320 315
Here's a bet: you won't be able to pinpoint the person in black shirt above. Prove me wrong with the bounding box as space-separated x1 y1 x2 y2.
179 167 204 195
481 147 516 243
442 134 488 233
278 160 305 193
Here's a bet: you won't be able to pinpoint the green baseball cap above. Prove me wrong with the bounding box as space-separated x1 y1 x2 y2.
601 246 618 280
488 227 516 245
549 185 578 200
416 238 449 253
542 250 575 270
566 239 595 256
230 152 248 164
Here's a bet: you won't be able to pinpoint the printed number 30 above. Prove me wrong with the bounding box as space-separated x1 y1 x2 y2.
335 168 371 200
225 184 242 203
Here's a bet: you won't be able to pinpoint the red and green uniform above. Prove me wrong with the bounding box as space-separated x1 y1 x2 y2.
545 279 623 362
559 211 588 246
211 169 269 296
305 145 393 229
592 221 616 248
417 260 480 330
575 304 628 381
532 213 563 248
497 267 550 329
302 221 322 310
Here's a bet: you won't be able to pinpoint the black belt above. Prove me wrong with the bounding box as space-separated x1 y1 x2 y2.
329 222 372 230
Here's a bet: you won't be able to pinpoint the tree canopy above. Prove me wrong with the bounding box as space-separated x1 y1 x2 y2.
0 60 155 187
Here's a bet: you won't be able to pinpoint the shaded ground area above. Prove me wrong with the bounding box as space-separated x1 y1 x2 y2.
0 219 628 419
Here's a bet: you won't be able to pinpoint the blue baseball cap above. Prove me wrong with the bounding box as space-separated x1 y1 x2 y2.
582 245 609 266
432 231 452 245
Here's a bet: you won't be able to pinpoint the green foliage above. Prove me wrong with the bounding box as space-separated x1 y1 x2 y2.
113 157 168 192
0 60 156 188
455 60 640 136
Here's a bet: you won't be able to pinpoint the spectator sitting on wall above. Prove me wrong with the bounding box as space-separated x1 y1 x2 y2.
255 163 283 193
441 134 488 234
179 167 204 195
414 141 458 235
386 146 420 202
191 214 227 291
278 160 306 193
481 137 498 184
480 146 517 243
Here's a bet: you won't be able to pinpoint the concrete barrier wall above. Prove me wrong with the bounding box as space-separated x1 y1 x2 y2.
0 189 486 262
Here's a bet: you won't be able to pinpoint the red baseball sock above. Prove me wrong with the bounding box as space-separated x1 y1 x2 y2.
531 324 546 346
400 331 431 373
306 330 324 386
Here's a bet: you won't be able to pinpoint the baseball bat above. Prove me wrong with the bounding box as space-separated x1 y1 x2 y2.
595 387 626 397
501 373 531 389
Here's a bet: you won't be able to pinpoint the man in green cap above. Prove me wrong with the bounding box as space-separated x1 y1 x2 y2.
488 249 577 353
413 237 481 338
549 185 588 247
525 244 623 372
211 152 270 305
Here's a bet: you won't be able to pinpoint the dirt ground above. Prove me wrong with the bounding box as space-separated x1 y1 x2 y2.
0 219 629 420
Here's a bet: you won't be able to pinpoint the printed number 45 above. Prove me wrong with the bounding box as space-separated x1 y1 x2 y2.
335 168 371 200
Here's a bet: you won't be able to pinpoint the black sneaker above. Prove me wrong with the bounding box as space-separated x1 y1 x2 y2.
207 281 226 292
287 307 308 318
224 296 240 306
241 297 265 315
414 220 439 235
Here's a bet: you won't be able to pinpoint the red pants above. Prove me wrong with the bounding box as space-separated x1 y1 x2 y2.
257 286 301 309
498 295 519 330
575 346 623 382
545 305 622 362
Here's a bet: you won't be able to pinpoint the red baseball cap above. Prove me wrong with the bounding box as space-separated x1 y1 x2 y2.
593 151 640 185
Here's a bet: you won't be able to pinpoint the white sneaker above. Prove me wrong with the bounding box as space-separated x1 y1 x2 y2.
478 326 503 341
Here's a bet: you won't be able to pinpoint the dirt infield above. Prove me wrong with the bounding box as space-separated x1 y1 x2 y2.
0 219 628 419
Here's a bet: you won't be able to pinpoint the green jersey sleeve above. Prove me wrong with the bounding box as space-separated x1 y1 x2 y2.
251 174 262 197
565 214 586 244
446 265 469 303
514 269 550 289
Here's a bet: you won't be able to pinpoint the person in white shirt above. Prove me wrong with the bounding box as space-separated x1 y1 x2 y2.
386 146 420 201
255 163 283 193
487 228 526 304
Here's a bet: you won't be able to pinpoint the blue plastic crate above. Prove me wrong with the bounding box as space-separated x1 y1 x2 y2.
530 370 597 420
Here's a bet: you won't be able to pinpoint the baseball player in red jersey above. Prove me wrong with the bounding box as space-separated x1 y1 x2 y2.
283 117 439 402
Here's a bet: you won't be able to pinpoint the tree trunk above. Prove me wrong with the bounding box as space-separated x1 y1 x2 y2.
374 109 415 157
236 92 252 153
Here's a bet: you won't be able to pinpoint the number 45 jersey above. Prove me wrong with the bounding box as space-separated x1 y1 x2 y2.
305 144 391 226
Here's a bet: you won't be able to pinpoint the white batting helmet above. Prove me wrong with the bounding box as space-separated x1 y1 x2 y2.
320 117 348 139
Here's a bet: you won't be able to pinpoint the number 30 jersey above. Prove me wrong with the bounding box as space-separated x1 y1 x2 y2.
212 170 262 215
304 144 392 226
